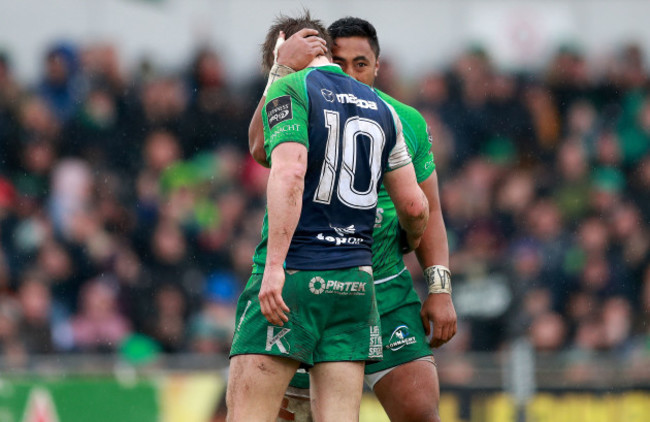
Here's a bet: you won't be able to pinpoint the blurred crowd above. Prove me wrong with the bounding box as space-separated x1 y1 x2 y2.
0 40 648 374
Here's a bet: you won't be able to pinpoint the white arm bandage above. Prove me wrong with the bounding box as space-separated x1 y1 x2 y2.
424 265 452 295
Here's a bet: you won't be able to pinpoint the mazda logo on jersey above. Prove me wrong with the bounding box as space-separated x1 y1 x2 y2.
266 95 293 129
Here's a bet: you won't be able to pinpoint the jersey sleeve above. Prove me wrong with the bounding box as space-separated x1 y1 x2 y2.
409 112 436 183
386 103 412 171
262 73 310 163
375 89 436 182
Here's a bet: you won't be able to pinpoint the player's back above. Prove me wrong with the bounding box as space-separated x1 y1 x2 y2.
257 64 407 272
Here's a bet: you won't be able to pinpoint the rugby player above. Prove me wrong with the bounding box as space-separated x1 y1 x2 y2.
227 13 429 422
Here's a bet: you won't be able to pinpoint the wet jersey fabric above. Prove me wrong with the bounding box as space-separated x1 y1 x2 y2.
252 65 410 272
371 90 436 314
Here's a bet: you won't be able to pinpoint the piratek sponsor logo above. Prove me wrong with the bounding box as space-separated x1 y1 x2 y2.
308 276 366 296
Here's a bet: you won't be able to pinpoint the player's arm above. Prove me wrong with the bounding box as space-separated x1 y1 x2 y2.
416 170 457 348
383 105 429 249
396 104 457 348
249 99 271 167
258 69 311 327
259 141 307 326
249 29 326 167
384 164 428 250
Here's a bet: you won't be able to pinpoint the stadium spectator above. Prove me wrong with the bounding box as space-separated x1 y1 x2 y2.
37 43 83 124
15 270 55 354
69 277 131 352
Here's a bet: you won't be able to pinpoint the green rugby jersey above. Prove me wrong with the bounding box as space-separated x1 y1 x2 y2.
371 90 436 312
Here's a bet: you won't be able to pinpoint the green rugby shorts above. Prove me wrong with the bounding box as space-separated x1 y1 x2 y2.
288 301 432 389
230 266 382 366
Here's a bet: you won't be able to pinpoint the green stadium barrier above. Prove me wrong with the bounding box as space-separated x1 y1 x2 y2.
1 373 649 422
0 377 158 422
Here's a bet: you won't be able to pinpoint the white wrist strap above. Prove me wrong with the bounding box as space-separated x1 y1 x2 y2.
424 265 452 295
263 63 295 96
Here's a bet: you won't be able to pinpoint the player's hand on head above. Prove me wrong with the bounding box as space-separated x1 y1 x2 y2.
259 266 290 326
420 292 457 348
277 28 327 71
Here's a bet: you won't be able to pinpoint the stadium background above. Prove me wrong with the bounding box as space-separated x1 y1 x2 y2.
1 0 650 421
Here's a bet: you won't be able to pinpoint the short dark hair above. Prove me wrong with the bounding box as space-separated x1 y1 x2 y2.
261 11 332 72
327 17 380 59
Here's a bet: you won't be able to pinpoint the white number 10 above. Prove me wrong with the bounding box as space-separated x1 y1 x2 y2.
314 110 386 210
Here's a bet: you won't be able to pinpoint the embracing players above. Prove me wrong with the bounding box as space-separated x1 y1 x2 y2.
227 13 429 422
249 16 457 422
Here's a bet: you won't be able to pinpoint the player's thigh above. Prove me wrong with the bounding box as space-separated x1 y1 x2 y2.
373 358 440 422
310 361 365 422
227 354 300 422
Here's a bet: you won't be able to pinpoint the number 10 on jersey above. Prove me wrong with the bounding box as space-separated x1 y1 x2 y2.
314 110 386 210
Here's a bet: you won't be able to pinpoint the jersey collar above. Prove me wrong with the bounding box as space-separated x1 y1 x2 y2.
309 63 345 75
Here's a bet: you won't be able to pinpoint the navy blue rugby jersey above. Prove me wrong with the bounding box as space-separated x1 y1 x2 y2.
252 64 411 272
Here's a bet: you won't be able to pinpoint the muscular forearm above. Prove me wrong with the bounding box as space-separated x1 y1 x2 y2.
415 212 449 268
414 172 449 268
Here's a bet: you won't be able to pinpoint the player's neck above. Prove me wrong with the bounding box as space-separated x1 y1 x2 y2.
308 55 332 68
